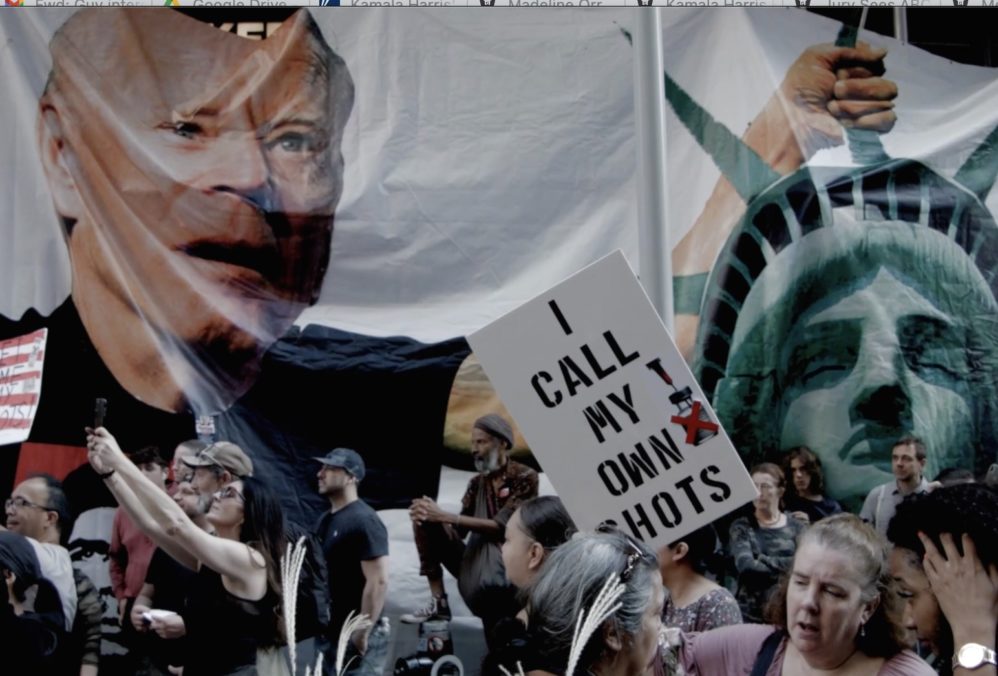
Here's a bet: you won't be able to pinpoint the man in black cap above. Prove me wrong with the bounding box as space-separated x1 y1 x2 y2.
402 414 538 645
315 448 389 676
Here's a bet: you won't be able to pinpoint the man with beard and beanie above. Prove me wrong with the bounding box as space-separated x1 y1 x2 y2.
314 448 389 676
403 414 538 646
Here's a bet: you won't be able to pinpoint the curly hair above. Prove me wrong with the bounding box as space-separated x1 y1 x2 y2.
128 445 167 468
886 483 998 670
765 514 908 658
887 483 998 570
783 446 825 497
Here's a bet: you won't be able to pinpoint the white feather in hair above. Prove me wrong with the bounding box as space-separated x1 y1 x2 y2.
281 536 309 673
498 661 526 676
305 652 325 676
564 573 626 676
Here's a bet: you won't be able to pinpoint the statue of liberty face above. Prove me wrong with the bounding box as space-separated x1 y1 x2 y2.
706 218 998 511
777 267 975 504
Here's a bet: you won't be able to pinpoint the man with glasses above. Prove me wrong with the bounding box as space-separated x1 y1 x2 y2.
166 440 207 496
182 443 255 514
2 475 78 631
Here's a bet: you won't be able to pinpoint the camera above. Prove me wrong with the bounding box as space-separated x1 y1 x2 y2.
394 655 462 676
394 620 463 676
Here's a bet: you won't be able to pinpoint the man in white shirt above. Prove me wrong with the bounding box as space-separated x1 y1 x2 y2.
860 435 931 539
3 474 78 631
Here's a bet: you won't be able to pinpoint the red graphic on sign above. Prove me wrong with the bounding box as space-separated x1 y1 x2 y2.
670 400 719 445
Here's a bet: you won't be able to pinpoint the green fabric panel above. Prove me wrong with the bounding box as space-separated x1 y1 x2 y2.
835 23 889 165
954 124 998 201
664 72 781 203
673 272 709 316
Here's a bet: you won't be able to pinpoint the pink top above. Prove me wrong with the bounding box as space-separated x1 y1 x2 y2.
679 624 935 676
109 508 157 600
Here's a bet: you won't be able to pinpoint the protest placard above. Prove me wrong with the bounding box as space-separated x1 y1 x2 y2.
468 251 756 548
0 328 48 445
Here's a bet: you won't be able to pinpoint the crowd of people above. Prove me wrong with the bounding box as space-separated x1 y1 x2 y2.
3 414 997 676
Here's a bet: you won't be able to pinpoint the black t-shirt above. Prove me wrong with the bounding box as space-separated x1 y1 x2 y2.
315 500 389 640
784 494 843 524
144 547 196 668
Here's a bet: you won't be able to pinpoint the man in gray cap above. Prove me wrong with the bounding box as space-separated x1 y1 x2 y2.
184 441 330 671
183 442 255 513
315 448 389 676
402 414 538 646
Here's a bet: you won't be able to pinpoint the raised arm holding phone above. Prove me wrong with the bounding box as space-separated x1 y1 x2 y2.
86 426 289 676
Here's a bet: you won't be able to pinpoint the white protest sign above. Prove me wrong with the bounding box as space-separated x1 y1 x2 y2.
468 251 756 550
0 328 47 445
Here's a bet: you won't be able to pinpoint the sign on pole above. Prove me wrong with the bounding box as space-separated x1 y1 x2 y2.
0 328 48 445
468 251 756 550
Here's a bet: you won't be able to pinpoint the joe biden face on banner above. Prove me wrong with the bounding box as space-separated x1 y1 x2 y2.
37 8 354 413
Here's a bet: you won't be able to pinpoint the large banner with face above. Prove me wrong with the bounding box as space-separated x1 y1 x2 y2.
1 5 996 665
663 9 998 511
0 7 638 516
1 5 996 534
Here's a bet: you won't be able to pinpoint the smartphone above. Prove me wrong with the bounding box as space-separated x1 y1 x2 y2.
94 398 108 428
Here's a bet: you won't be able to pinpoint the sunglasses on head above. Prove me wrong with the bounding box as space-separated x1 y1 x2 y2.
596 522 650 582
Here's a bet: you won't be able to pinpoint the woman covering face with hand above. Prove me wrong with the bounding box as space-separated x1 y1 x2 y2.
887 483 998 676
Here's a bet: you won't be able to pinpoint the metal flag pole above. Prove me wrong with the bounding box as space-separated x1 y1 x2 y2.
632 6 674 333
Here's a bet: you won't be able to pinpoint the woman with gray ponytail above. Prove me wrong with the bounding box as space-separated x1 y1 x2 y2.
500 529 663 676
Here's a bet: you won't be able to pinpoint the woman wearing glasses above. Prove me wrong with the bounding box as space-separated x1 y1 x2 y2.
86 427 287 676
680 514 933 675
501 529 662 676
728 463 807 623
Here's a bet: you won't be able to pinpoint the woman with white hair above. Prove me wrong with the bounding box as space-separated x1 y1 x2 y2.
486 528 662 676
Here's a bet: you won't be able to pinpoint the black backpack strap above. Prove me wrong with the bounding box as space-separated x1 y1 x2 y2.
749 630 784 676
